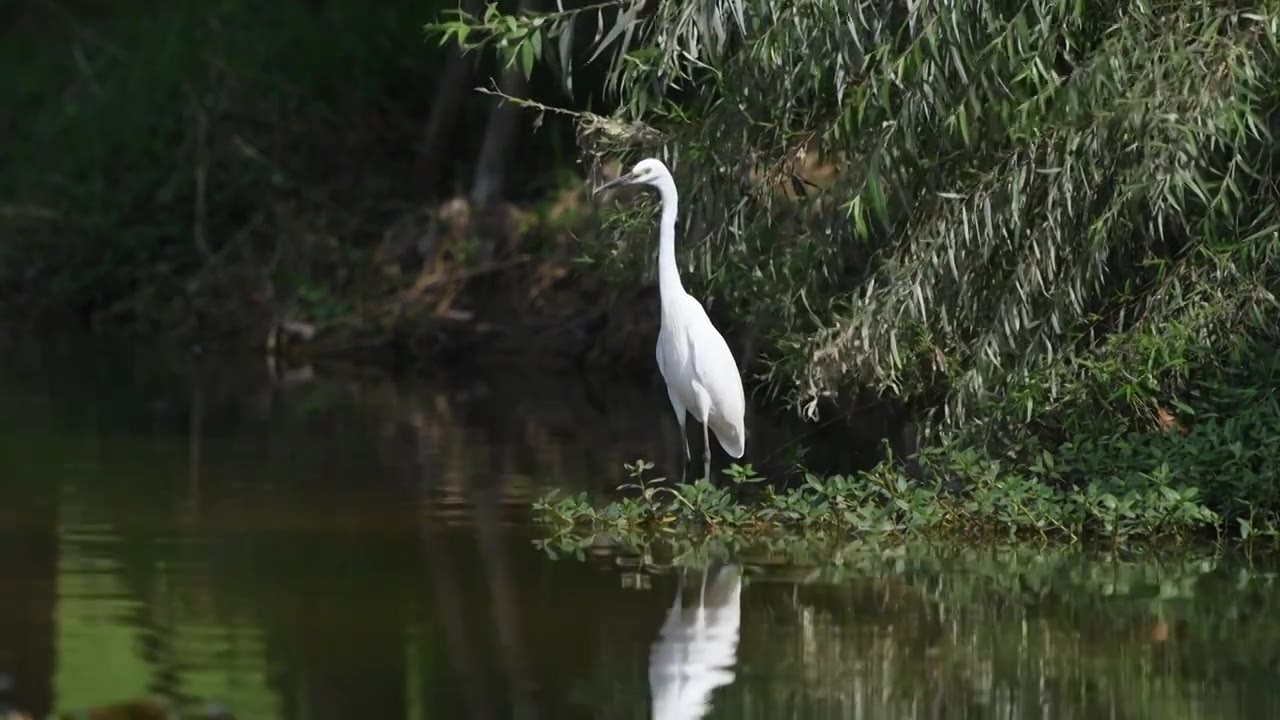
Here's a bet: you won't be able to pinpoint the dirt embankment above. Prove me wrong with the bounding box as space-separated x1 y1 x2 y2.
256 186 664 379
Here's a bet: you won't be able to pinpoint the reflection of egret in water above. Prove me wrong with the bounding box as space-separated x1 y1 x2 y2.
649 566 742 720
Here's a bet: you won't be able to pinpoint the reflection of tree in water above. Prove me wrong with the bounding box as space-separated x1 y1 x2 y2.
403 381 599 719
6 344 1280 719
0 439 57 717
25 352 675 718
694 555 1280 720
0 346 654 717
387 369 680 505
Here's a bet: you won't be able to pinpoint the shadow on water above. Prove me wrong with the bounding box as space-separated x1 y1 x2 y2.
0 337 1277 719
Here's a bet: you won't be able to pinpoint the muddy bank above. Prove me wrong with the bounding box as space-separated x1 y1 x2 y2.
248 191 660 377
2 184 918 484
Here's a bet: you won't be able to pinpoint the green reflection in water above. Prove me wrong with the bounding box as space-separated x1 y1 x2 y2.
52 537 148 709
0 339 1275 719
51 487 284 717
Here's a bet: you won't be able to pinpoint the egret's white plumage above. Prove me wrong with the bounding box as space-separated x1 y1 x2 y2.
595 158 746 482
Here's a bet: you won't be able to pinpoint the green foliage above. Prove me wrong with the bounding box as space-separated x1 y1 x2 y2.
533 444 1228 551
439 1 1280 549
544 337 1280 552
537 335 1280 548
428 1 576 84
1 1 447 326
432 0 1280 428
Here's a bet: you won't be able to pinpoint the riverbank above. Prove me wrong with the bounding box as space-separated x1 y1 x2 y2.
534 336 1280 549
10 1 1280 555
3 336 1276 720
11 167 1280 551
1 1 607 370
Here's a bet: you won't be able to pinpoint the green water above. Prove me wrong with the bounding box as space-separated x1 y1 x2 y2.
0 340 1277 719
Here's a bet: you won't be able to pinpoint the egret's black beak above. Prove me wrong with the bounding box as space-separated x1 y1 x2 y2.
593 171 638 195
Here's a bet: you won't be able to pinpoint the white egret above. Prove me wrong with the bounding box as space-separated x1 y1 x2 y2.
594 158 746 483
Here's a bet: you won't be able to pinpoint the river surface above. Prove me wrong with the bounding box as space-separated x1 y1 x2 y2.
0 338 1277 719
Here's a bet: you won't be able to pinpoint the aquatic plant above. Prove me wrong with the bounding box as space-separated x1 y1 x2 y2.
537 333 1280 548
533 451 1223 552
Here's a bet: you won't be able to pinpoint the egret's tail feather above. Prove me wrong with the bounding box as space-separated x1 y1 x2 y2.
709 414 745 459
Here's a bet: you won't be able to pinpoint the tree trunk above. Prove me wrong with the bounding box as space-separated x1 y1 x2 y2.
469 0 545 212
413 0 484 198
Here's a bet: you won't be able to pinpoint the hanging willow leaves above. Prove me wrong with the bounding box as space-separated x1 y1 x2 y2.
432 0 1280 427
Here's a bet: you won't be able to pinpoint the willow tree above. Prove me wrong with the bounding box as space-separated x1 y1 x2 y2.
432 1 1280 429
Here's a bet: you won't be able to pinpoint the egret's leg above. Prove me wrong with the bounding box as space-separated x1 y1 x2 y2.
690 383 713 483
668 389 690 482
703 419 711 483
679 416 688 485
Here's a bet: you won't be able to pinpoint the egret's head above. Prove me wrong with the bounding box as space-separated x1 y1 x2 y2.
592 157 673 195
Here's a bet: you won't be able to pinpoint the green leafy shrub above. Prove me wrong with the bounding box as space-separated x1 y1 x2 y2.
2 1 447 327
432 0 1280 423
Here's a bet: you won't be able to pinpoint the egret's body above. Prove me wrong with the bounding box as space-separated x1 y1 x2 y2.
595 159 746 482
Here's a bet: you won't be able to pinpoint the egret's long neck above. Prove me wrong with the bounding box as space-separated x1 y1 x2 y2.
657 180 684 301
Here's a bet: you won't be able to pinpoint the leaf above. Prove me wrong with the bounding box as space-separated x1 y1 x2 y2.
589 1 635 63
865 165 889 228
558 18 575 90
530 27 543 61
851 195 869 240
520 38 535 78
